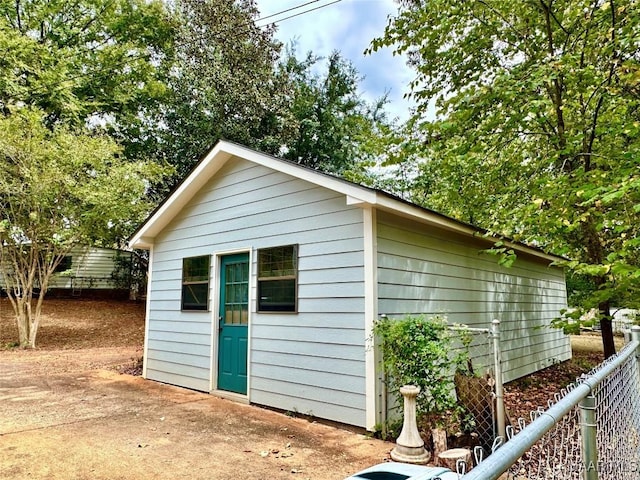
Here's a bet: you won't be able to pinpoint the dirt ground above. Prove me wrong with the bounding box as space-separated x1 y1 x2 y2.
504 331 626 422
0 298 626 479
0 298 393 480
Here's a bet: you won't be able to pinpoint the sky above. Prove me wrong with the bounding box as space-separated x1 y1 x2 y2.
254 0 416 122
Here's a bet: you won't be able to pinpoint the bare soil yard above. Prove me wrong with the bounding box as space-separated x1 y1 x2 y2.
0 298 146 351
504 332 625 422
0 298 392 479
0 298 623 479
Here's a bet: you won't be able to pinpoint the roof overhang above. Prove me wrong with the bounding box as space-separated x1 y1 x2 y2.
129 141 377 249
129 140 562 265
372 196 561 263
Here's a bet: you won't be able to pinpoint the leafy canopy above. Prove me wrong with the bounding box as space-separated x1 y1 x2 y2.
371 0 640 356
156 0 394 186
0 108 166 347
0 0 175 128
277 49 392 175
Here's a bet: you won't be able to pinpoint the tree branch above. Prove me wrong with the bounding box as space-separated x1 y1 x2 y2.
585 0 618 171
540 0 568 169
476 1 530 52
15 0 22 32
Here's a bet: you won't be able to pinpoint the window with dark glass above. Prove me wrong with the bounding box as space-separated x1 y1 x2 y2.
181 256 210 311
54 256 72 273
257 245 298 312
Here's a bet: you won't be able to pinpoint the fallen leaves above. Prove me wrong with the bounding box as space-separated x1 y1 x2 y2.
504 348 603 424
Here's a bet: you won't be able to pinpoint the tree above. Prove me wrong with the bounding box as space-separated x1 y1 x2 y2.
0 0 173 347
0 108 165 347
277 49 391 175
370 0 640 357
154 0 292 182
0 0 394 350
153 0 394 186
0 0 175 136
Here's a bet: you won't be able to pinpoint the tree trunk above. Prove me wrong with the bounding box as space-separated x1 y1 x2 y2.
10 293 39 349
15 297 31 347
432 428 448 459
28 290 47 348
584 221 615 358
599 299 615 359
437 448 473 472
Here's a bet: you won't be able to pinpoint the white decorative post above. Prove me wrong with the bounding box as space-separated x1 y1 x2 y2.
391 385 431 464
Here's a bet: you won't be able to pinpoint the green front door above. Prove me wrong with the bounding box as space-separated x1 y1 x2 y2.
217 253 249 394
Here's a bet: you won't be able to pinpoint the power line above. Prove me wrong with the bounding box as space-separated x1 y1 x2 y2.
256 0 343 27
256 0 324 23
223 0 345 44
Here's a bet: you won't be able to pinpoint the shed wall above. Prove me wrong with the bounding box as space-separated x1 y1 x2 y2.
146 157 368 426
376 212 571 382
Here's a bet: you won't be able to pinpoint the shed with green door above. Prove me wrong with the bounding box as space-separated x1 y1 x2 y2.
129 141 570 430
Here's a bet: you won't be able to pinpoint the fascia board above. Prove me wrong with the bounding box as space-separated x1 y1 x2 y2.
129 145 232 248
129 141 375 249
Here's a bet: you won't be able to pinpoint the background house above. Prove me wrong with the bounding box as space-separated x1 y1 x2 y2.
47 246 134 299
129 141 570 430
1 246 133 300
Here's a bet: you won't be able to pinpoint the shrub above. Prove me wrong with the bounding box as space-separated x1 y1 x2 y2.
373 315 467 417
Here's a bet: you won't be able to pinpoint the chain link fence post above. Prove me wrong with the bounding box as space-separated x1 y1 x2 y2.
491 319 506 441
632 325 640 359
579 394 598 480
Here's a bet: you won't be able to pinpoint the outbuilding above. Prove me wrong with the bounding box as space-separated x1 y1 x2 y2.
1 246 133 299
129 141 570 430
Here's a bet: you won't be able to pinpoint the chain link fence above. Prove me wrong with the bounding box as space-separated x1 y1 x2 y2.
458 327 640 480
378 319 504 455
448 324 502 451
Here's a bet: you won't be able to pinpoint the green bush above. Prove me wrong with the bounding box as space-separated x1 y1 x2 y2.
373 315 468 417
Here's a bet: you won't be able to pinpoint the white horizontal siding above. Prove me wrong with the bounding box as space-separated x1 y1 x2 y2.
147 158 367 427
376 212 571 383
147 328 210 345
252 325 364 346
145 366 209 392
148 339 211 357
253 351 363 376
155 210 361 257
250 382 366 426
0 247 128 290
252 364 365 394
52 247 129 289
251 337 364 361
255 312 365 329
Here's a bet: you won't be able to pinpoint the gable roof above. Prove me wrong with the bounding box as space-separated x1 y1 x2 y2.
129 140 561 263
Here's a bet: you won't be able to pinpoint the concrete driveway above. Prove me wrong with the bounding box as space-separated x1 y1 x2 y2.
0 347 391 479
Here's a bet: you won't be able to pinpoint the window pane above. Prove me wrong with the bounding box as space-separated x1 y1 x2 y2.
182 283 208 310
258 245 297 278
182 256 210 310
183 256 210 282
258 279 296 312
223 260 248 323
54 256 72 273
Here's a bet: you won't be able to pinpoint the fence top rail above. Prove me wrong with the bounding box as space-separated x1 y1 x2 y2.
460 337 640 480
448 326 491 334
